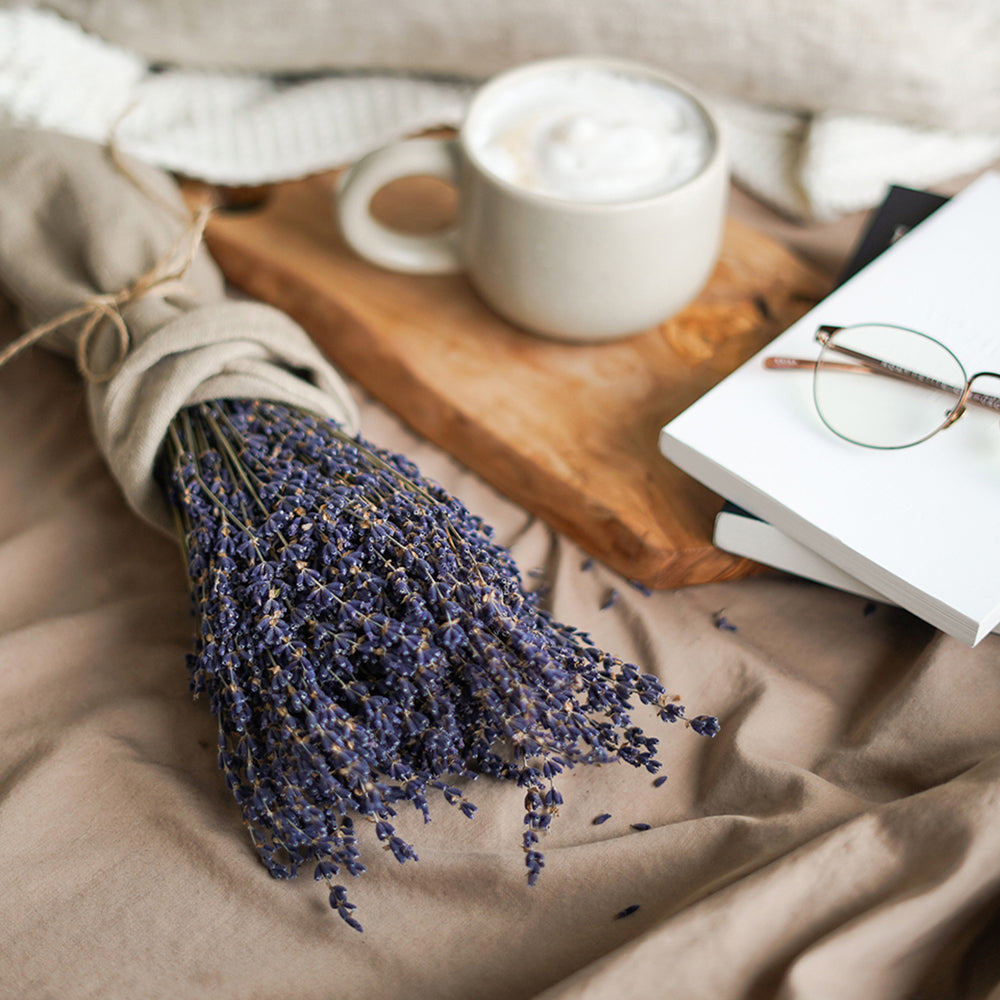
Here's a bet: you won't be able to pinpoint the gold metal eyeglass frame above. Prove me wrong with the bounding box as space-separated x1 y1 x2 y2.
766 323 1000 449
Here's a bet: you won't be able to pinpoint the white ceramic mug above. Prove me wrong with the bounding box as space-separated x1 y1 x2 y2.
336 57 728 342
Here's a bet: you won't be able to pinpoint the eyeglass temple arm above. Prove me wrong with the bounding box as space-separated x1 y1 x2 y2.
764 327 1000 413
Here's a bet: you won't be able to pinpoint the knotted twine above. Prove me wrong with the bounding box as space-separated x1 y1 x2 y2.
0 127 359 532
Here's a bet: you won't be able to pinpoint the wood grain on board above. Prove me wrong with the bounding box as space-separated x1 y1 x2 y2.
187 171 829 589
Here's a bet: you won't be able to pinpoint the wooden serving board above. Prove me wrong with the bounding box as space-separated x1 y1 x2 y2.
189 171 828 589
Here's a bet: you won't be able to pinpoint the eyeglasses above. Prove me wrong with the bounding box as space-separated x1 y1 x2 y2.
765 323 1000 449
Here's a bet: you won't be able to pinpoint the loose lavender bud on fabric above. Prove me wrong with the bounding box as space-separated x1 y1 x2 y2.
690 715 722 737
713 610 738 632
157 399 718 930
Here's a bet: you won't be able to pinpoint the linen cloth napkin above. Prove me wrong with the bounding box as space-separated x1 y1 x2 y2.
0 127 359 532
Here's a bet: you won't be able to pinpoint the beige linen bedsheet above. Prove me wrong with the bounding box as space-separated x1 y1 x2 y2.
2 199 1000 1000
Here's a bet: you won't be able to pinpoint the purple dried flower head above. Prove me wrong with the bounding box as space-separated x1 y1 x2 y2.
690 715 722 737
158 399 719 930
713 610 738 632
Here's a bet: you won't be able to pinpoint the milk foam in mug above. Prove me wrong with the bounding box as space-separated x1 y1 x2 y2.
469 65 713 204
336 57 728 342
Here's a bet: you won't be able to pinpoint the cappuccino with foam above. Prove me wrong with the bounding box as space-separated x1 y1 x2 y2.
337 57 727 340
467 65 713 204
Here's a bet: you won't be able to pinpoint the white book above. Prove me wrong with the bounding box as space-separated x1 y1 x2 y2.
713 504 885 601
659 172 1000 646
712 504 1000 634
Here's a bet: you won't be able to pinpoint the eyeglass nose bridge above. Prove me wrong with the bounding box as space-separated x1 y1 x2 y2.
939 372 1000 429
966 369 1000 427
943 370 1000 430
968 368 1000 388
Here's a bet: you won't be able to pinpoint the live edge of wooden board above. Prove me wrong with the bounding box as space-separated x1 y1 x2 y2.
185 172 829 590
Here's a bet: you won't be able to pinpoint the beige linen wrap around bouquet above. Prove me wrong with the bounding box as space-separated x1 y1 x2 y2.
0 127 359 532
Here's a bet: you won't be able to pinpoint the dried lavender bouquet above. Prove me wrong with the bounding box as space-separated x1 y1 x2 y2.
0 128 717 931
159 399 718 928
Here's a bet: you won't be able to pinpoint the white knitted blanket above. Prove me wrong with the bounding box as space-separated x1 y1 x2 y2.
3 7 999 219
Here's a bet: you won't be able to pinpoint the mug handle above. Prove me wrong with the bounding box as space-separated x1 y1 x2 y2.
335 137 462 275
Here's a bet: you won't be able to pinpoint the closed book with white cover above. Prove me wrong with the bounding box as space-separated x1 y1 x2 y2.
712 503 1000 634
660 172 1000 645
712 503 885 601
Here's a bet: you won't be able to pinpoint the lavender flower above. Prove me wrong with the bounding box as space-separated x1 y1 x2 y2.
158 399 718 930
713 610 738 632
690 715 722 737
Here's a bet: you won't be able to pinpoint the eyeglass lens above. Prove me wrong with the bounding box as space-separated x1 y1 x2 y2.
813 324 967 449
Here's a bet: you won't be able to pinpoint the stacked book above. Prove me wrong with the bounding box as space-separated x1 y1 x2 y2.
658 177 1000 646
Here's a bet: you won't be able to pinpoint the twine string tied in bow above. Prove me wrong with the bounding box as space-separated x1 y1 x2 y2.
0 202 211 382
